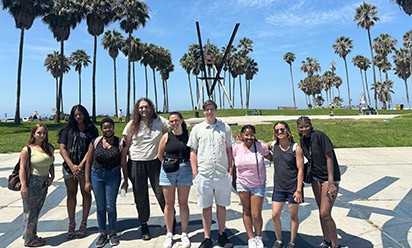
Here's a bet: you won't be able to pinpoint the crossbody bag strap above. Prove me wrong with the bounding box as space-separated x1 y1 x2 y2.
26 146 31 178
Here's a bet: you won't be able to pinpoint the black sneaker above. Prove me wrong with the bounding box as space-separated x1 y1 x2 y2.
95 233 107 248
217 232 233 248
318 240 331 248
141 223 151 240
109 233 120 246
199 238 213 248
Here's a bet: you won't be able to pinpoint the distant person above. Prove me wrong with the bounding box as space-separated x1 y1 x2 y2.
296 116 341 248
187 100 235 248
32 111 38 121
85 117 128 247
58 105 98 239
117 109 123 123
269 121 304 248
122 98 168 240
158 112 192 248
20 124 55 247
232 125 271 248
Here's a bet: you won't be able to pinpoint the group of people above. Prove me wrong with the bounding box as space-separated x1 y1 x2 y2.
18 98 341 248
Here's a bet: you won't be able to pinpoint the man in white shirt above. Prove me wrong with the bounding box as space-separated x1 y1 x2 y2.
187 100 235 248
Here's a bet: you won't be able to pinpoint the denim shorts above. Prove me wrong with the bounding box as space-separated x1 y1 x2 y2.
272 190 301 204
236 181 266 197
159 160 193 186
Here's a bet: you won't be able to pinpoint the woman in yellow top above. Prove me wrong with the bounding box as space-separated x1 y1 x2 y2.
19 124 55 247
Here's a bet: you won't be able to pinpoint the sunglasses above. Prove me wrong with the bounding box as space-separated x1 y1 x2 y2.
274 128 285 134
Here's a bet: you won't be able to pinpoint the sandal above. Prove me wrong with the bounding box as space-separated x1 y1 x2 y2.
24 238 44 247
67 221 76 240
76 221 87 239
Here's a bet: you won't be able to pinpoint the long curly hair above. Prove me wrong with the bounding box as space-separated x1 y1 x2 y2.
131 98 158 134
27 124 53 157
273 121 294 144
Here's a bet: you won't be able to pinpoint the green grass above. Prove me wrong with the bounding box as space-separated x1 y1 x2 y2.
1 110 411 153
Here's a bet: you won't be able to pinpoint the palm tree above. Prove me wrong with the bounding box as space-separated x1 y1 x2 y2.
333 36 353 108
394 0 412 15
352 55 369 106
102 29 124 116
371 80 394 109
114 0 149 121
283 52 297 109
2 0 51 124
140 42 151 98
42 0 83 122
300 57 321 107
156 46 173 112
147 43 160 112
354 2 380 109
44 51 70 120
403 30 412 96
122 36 143 104
69 49 90 105
80 0 115 122
244 57 258 110
180 53 195 110
393 48 411 109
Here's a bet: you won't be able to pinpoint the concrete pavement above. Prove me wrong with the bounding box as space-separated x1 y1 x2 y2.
1 146 411 248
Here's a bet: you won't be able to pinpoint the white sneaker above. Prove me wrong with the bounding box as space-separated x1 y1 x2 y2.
255 236 264 248
163 232 173 248
181 232 191 248
248 238 257 248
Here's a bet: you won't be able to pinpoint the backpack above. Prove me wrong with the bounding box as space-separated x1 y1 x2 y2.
8 146 31 191
93 136 124 151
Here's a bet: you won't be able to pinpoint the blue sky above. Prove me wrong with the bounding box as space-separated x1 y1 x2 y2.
1 0 411 118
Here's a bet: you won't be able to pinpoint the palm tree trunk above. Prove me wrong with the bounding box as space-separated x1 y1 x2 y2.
14 28 25 124
55 78 58 120
78 72 82 104
239 76 243 109
289 64 296 109
162 79 166 112
113 58 118 116
57 41 65 123
344 58 352 109
364 69 371 106
187 73 194 110
92 35 97 123
359 69 367 106
133 62 136 104
126 33 132 122
367 29 378 110
405 79 411 109
152 68 158 112
145 66 149 98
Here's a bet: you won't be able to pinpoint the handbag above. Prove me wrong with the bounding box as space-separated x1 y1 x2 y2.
162 155 180 173
8 146 31 191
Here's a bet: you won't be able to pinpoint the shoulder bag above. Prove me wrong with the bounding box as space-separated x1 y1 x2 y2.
8 146 31 191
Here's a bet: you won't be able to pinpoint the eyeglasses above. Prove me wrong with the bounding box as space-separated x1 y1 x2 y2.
274 128 285 134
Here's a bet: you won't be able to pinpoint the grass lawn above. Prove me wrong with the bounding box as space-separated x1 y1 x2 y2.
1 109 411 153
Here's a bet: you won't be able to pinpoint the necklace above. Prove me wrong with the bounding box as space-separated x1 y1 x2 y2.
279 143 290 151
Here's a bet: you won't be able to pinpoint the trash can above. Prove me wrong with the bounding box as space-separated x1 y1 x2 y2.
400 104 404 110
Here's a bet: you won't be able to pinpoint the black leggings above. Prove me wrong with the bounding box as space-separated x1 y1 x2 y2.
128 158 165 223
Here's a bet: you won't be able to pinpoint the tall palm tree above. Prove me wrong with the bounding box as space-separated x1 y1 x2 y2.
69 49 91 105
42 0 83 122
44 51 70 120
147 43 160 112
157 46 173 112
393 48 411 109
80 0 115 122
403 30 412 95
333 36 353 108
122 36 143 104
180 53 195 110
140 42 151 98
114 0 149 121
2 0 51 124
245 57 258 110
102 29 124 116
352 55 369 106
283 52 297 109
374 33 397 83
354 2 380 109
